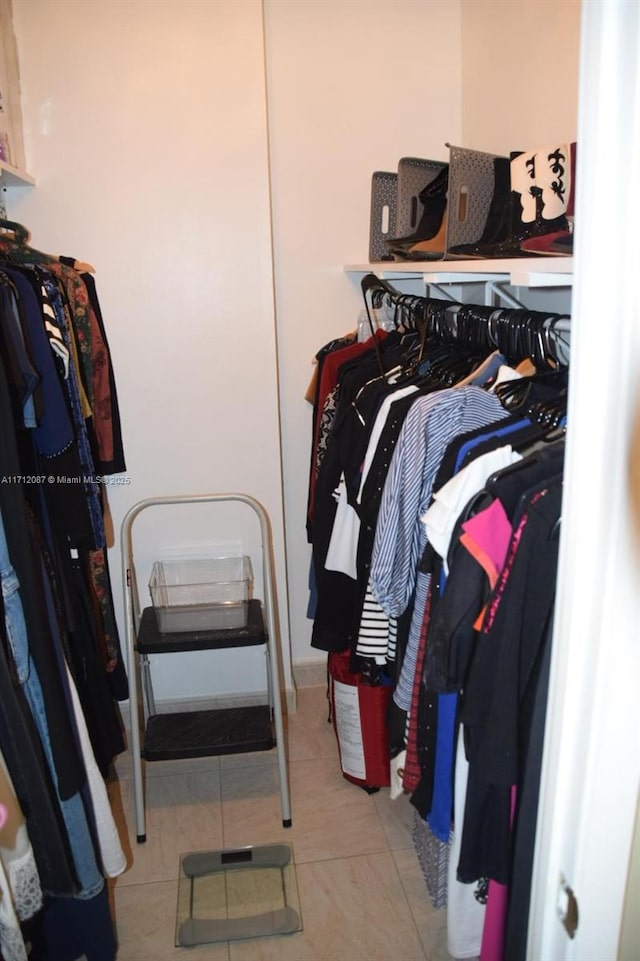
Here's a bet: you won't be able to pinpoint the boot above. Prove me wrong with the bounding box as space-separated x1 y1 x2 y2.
521 142 576 256
465 146 569 259
446 156 511 258
399 207 448 260
385 165 448 257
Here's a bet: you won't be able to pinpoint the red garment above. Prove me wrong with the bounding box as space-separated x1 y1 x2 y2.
308 330 387 525
402 584 433 793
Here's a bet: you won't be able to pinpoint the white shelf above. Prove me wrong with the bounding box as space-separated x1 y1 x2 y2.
345 257 573 289
0 160 35 187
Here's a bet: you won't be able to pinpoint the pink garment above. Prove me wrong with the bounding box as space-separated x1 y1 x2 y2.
471 509 527 635
460 497 515 632
479 785 517 961
460 498 513 590
480 879 509 961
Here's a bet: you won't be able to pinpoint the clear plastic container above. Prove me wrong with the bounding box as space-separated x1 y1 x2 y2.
149 556 253 632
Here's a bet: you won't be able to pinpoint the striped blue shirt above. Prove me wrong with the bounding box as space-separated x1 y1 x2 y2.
369 387 509 710
371 386 509 617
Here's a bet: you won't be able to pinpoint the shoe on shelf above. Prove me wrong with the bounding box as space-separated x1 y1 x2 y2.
447 155 511 259
385 165 449 254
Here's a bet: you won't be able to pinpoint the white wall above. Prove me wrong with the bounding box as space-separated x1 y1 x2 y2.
7 0 584 692
10 0 292 701
461 0 581 153
265 0 463 668
9 0 465 689
9 0 582 689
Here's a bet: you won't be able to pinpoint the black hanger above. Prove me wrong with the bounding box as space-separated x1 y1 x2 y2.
544 314 571 368
529 388 568 429
0 219 29 243
361 273 399 303
360 274 571 377
360 275 388 377
0 218 57 265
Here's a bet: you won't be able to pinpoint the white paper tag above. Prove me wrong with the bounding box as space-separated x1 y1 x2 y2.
333 680 366 780
389 750 407 800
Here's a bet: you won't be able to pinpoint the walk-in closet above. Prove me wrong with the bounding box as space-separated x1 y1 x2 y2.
0 1 638 960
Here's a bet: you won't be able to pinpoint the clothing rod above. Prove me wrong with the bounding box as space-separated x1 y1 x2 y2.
360 272 571 368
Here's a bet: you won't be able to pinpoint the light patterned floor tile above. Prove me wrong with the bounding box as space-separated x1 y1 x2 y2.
109 685 452 959
109 768 223 886
228 852 427 961
392 847 451 961
218 747 278 771
285 684 337 762
373 786 416 850
110 878 230 961
220 754 389 863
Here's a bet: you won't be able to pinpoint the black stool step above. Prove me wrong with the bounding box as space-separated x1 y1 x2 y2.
137 599 266 653
142 705 274 761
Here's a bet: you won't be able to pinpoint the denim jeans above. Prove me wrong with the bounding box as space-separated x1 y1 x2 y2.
0 510 103 898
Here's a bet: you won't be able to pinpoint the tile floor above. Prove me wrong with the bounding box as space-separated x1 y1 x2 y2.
107 686 451 960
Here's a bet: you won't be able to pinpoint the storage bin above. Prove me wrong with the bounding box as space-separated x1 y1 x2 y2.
395 156 447 240
149 556 253 633
381 149 504 261
368 170 397 262
443 144 506 255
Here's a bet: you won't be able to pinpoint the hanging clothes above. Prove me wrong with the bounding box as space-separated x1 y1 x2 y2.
0 221 128 960
305 274 570 961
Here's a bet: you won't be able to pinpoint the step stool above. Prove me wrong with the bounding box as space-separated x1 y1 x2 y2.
120 493 292 843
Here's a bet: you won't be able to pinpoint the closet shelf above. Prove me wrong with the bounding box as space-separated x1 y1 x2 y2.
344 258 573 289
0 160 35 187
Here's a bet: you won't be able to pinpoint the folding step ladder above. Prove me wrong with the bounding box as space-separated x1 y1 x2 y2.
120 493 292 843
